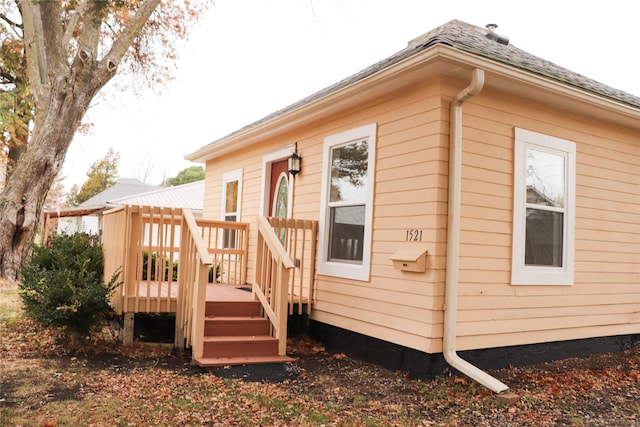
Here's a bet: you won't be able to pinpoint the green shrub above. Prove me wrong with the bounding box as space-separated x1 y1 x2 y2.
142 251 178 281
18 233 120 339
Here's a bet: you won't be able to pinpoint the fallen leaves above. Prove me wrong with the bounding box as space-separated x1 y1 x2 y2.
2 288 640 427
287 336 325 354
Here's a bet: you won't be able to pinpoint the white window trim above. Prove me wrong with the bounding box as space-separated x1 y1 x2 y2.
221 168 243 222
512 128 576 285
317 123 377 282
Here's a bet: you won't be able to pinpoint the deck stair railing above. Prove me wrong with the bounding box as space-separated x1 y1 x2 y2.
254 216 295 355
254 216 318 355
181 216 250 358
175 209 213 358
266 216 318 315
102 205 250 356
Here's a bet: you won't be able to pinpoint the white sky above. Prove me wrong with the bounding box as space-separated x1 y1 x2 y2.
62 0 640 191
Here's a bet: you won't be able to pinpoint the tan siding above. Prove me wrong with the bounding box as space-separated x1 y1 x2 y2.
307 79 448 351
458 324 639 351
458 312 638 337
312 310 435 353
447 83 640 350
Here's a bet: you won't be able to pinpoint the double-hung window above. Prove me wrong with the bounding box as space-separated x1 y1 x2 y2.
318 123 376 281
222 168 242 249
512 128 575 285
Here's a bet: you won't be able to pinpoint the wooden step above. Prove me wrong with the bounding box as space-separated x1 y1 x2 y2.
204 316 269 336
194 355 296 367
202 335 278 358
205 300 261 317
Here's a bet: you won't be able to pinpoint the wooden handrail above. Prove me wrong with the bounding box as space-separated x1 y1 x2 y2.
175 209 214 358
183 209 214 265
258 216 295 269
267 216 318 315
253 216 297 355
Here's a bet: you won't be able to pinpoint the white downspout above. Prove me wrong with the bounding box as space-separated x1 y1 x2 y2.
444 68 509 394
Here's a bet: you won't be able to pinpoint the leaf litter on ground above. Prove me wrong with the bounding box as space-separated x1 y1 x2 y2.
1 281 639 426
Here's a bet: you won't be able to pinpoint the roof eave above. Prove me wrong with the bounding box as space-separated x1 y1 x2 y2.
186 45 640 163
443 48 640 129
184 46 449 163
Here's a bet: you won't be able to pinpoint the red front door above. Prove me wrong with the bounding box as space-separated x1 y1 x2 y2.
269 160 289 218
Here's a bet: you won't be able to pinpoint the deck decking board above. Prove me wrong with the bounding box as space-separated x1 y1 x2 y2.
123 282 307 313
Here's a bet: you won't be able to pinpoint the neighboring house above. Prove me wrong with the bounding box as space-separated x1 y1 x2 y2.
184 19 639 379
110 180 204 215
46 178 162 237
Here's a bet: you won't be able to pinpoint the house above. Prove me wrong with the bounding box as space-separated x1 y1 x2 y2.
110 180 205 215
44 179 204 237
44 178 163 238
179 20 639 388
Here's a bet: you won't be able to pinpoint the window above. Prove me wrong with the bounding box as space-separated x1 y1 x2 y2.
318 123 376 281
222 169 243 248
512 128 575 285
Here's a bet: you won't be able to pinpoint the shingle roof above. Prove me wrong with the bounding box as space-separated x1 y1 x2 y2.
109 180 204 211
412 20 640 108
79 178 163 207
192 20 639 156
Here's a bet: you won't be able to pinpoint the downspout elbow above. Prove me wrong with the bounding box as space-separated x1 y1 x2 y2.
454 68 485 104
444 68 509 394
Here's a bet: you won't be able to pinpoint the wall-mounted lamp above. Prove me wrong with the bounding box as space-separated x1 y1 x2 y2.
288 150 302 177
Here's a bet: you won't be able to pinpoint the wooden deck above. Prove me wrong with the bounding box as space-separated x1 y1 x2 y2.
124 282 307 312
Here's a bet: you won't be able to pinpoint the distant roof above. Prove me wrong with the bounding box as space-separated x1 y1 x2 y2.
109 180 204 211
188 20 640 159
79 178 163 207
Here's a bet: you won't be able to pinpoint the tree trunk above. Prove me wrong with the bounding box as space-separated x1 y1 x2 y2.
0 74 100 281
0 0 164 280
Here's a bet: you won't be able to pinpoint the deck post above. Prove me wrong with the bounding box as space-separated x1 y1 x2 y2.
191 259 209 359
123 312 134 345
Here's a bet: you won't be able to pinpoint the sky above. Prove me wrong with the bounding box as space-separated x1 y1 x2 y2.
61 0 640 191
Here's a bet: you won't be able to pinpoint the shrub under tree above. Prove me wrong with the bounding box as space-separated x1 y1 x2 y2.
18 233 120 340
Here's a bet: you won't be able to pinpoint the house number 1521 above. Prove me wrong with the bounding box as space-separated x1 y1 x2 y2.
405 229 423 241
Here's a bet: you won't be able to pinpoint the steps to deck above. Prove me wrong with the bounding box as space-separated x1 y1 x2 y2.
195 300 295 367
204 316 269 336
194 355 295 367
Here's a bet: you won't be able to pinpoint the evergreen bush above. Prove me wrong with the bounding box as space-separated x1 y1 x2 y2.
18 233 120 339
142 251 178 281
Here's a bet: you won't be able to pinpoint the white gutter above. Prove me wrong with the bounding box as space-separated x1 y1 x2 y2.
444 68 509 394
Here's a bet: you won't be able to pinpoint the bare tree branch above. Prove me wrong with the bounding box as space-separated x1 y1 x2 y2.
14 0 47 103
62 0 88 47
101 0 161 73
75 0 105 61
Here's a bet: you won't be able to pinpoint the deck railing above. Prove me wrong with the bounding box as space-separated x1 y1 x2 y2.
102 206 128 314
197 219 249 286
175 209 213 357
102 206 250 354
102 206 315 357
267 217 318 315
254 216 295 355
121 206 183 314
254 216 318 354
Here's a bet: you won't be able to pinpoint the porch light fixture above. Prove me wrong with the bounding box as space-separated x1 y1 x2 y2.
288 150 302 176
